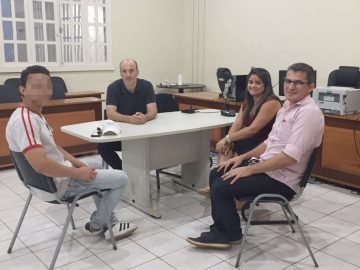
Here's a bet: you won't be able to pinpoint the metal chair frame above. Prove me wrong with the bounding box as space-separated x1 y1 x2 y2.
235 149 319 268
7 151 117 270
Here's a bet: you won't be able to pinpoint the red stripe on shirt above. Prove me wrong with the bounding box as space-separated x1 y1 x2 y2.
23 144 42 154
27 109 38 145
21 107 33 146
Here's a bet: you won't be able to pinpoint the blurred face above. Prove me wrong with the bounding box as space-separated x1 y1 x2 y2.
247 74 265 98
20 73 52 106
120 60 138 85
284 70 314 105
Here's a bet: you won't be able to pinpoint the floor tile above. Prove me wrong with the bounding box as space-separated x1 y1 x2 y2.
128 217 166 241
295 251 360 269
0 253 47 270
148 208 195 229
322 239 360 267
98 242 156 270
346 229 360 245
131 258 175 270
0 238 29 262
6 215 56 236
161 246 222 270
136 230 189 257
298 196 347 215
34 239 93 268
257 235 317 264
0 223 13 242
170 220 209 240
285 224 340 250
158 193 198 209
206 261 238 270
0 194 26 211
319 190 360 205
56 255 112 270
19 226 72 252
0 205 41 223
176 200 212 219
226 247 291 269
331 203 360 226
309 215 359 237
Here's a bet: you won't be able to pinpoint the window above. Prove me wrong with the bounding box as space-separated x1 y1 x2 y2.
0 0 112 71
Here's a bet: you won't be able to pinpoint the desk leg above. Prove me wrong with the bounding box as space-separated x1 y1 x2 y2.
174 130 210 190
121 139 161 218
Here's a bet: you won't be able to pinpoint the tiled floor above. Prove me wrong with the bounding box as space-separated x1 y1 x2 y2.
0 154 360 269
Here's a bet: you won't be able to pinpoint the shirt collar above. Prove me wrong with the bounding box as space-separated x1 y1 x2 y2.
283 95 312 108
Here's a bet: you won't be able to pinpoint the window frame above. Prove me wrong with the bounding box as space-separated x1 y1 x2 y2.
0 0 113 73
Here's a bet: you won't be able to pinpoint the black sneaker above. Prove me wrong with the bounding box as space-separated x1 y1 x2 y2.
187 231 231 249
201 231 242 245
84 222 104 237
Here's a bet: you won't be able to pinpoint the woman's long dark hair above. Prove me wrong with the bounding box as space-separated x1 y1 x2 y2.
243 68 278 120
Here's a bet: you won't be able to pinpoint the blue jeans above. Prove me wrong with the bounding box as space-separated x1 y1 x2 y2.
61 161 128 229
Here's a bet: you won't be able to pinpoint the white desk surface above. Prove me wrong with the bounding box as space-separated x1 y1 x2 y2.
61 110 235 143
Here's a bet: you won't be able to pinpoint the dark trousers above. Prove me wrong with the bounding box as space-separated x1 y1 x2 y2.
97 142 122 170
209 166 296 239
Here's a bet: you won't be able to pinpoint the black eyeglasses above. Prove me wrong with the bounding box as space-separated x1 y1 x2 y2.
284 79 309 89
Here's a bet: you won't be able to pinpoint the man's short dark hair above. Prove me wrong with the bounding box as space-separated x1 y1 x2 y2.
287 63 315 84
20 65 50 87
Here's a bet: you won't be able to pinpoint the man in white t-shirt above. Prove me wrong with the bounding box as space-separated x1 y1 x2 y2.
6 65 137 240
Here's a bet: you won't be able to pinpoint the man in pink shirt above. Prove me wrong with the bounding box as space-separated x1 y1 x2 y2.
187 63 324 249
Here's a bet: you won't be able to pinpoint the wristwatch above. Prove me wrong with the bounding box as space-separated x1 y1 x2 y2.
225 134 231 143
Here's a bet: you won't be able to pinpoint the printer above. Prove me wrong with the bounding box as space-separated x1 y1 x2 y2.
313 86 360 115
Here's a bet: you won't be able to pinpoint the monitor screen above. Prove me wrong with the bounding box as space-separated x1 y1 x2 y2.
232 75 247 101
278 70 316 96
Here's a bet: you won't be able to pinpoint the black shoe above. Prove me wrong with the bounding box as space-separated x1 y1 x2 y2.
187 231 231 249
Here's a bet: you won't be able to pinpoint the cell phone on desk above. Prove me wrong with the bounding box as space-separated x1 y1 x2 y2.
91 128 102 137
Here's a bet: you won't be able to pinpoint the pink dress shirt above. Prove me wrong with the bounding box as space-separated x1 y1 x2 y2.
260 95 324 193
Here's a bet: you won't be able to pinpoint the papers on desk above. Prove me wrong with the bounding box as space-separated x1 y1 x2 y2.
101 120 121 136
196 109 221 113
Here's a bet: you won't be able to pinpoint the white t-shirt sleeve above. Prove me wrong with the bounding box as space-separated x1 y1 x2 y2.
7 108 43 153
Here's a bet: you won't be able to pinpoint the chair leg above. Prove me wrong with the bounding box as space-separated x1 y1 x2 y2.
7 193 32 254
156 169 161 190
66 203 76 230
49 201 77 270
286 203 319 267
103 200 117 250
235 201 257 268
280 203 295 233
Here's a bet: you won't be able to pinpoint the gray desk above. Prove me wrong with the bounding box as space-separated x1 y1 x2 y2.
61 110 234 217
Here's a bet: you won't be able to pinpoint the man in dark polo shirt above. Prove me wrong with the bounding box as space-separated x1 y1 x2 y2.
97 58 157 169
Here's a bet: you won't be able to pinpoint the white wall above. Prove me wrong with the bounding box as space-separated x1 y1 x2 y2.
200 0 360 94
1 0 360 96
0 0 193 93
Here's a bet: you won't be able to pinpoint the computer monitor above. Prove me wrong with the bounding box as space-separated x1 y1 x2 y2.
229 75 247 102
278 70 316 96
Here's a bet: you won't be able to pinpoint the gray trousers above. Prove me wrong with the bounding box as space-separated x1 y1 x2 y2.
61 161 128 229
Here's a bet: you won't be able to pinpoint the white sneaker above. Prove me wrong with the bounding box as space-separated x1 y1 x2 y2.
104 222 137 240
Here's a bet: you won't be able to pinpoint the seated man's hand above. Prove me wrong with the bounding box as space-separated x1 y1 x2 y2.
72 159 88 168
222 166 253 184
217 155 244 172
129 112 147 124
75 167 97 181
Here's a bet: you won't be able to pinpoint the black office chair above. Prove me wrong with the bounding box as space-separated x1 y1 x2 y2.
5 76 67 100
7 151 117 270
155 93 181 189
51 76 68 99
327 66 360 88
0 84 21 103
235 148 319 268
